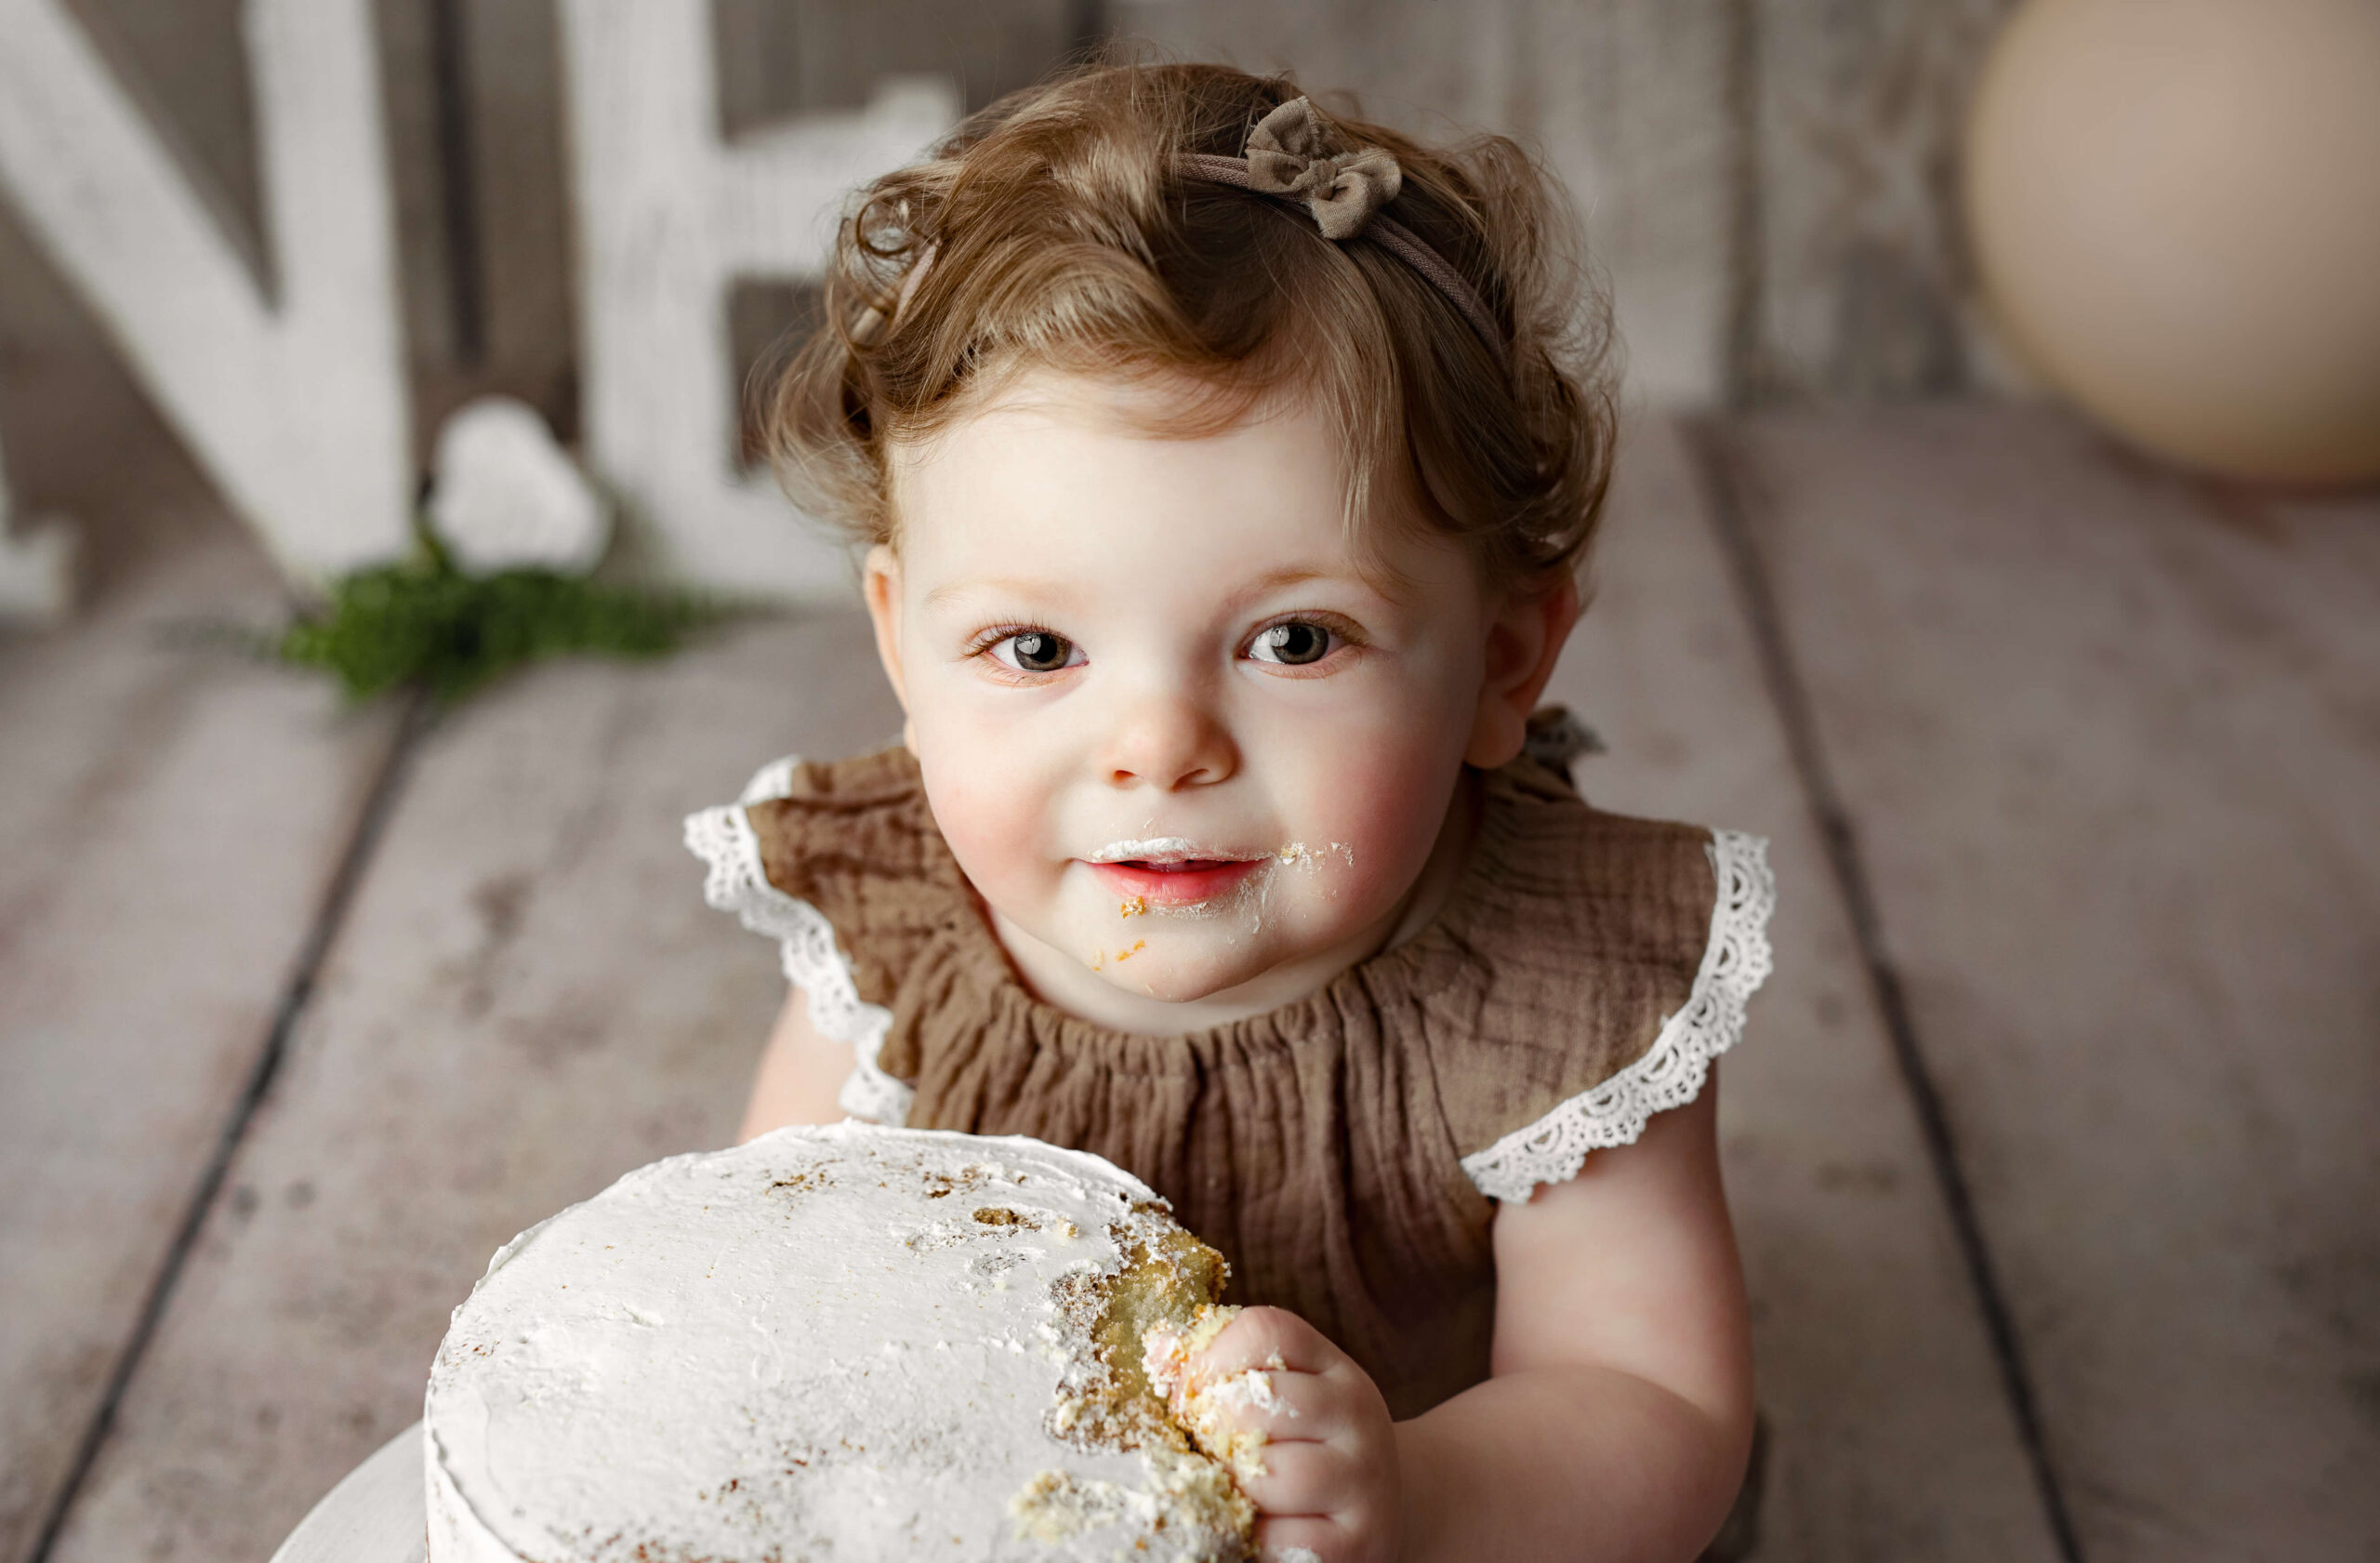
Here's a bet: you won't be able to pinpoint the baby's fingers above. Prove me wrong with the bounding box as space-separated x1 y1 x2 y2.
1179 1359 1333 1443
1232 1437 1380 1519
1253 1513 1356 1563
1188 1305 1341 1384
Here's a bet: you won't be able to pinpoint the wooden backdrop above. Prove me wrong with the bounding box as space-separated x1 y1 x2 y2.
0 0 2018 503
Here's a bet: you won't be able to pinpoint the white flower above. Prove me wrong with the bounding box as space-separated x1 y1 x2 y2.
0 516 77 624
427 397 609 576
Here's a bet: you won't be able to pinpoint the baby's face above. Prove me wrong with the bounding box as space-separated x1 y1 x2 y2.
872 368 1496 1013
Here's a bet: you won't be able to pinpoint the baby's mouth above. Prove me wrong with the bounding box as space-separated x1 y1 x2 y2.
1084 840 1268 907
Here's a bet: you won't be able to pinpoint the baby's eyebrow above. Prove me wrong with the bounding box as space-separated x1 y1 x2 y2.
1226 564 1402 609
1238 566 1327 594
922 577 1064 609
921 564 1374 612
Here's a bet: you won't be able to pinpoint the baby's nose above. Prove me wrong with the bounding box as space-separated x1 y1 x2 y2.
1098 693 1237 791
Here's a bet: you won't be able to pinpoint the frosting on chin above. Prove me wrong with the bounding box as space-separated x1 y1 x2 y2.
422 1122 1250 1563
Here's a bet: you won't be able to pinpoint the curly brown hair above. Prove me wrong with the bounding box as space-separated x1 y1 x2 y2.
766 58 1617 598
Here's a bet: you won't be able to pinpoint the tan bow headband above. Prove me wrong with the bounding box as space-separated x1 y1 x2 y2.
1178 98 1507 364
862 99 1505 364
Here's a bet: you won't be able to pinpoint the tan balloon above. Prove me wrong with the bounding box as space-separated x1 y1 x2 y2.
1965 0 2380 485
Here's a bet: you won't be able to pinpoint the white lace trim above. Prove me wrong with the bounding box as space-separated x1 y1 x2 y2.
1459 829 1776 1203
682 755 913 1125
735 755 800 807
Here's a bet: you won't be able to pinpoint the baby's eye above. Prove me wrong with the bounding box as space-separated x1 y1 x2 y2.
987 629 1082 674
1247 621 1336 667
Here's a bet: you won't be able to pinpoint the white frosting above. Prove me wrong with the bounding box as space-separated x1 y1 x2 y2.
1087 837 1213 862
424 1124 1247 1563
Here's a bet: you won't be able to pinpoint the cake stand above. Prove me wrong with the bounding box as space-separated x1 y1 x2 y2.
268 1422 425 1563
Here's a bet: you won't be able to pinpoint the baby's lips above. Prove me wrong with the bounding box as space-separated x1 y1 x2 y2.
1089 856 1265 907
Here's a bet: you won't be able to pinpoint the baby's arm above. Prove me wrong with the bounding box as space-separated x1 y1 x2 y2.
736 987 861 1141
1185 1075 1752 1562
1401 1078 1753 1558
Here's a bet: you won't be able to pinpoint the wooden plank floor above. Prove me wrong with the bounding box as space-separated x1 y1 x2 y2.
4 404 2370 1562
1548 422 2060 1562
42 616 903 1563
0 364 405 1563
1701 405 2380 1563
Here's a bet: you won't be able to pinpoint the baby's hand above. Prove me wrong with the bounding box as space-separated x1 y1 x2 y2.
1151 1305 1399 1563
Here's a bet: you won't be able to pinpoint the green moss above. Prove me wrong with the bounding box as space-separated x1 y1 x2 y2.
275 556 736 703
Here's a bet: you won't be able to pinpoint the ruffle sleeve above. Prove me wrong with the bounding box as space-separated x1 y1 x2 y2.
1409 758 1776 1202
681 748 961 1124
1451 828 1774 1201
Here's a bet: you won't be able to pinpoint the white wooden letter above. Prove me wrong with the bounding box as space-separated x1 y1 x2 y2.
0 0 413 581
559 1 956 602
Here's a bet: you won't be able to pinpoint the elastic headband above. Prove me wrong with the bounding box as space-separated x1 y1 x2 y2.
1176 98 1508 365
854 98 1507 366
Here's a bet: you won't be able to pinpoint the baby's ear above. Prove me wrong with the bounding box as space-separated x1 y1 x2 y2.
862 544 909 714
1465 573 1581 769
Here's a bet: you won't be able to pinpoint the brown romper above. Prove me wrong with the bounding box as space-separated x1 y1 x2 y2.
684 741 1774 1418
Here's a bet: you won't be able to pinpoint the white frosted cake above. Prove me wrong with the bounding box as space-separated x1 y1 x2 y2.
422 1123 1254 1562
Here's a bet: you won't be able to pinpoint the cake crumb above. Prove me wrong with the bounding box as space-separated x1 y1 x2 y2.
972 1205 1040 1228
1142 1305 1241 1402
1009 1469 1115 1541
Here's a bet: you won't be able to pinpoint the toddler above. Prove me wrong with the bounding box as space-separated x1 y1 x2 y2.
687 61 1774 1563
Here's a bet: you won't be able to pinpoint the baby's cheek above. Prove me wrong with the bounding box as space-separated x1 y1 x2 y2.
916 751 1056 910
1329 780 1448 903
1283 724 1465 917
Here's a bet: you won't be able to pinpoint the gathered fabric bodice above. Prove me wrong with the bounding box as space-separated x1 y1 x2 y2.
686 741 1772 1416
